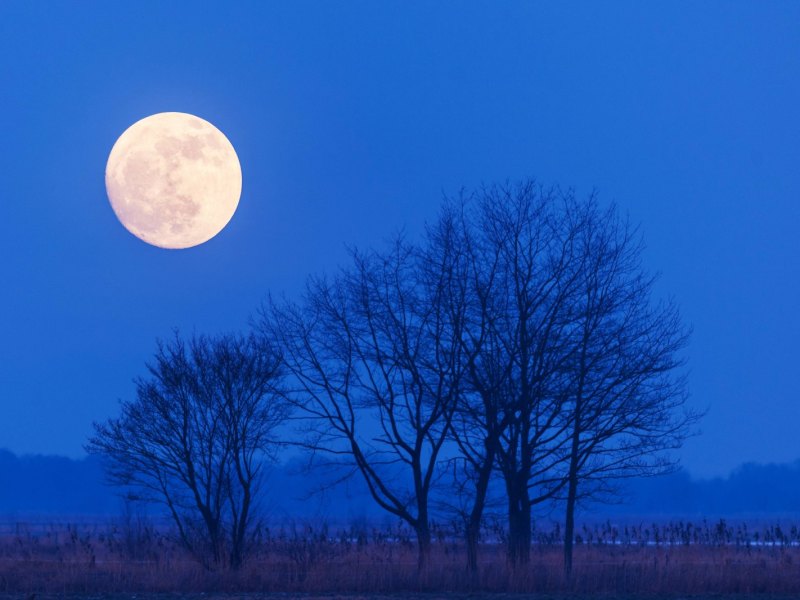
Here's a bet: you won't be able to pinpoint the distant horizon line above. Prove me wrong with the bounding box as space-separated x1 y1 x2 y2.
2 445 798 483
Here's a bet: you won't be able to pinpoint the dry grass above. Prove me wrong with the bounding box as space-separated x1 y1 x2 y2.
0 519 799 595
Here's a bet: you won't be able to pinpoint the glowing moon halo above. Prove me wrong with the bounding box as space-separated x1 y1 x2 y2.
105 112 242 249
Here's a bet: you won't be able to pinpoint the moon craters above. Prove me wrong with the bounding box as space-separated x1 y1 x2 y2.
105 112 242 249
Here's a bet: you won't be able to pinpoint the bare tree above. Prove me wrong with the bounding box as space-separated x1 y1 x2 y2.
466 183 585 566
446 182 695 572
86 332 287 569
559 199 697 578
261 220 468 570
434 194 509 573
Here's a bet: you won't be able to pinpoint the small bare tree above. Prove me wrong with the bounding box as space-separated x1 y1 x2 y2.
87 332 287 569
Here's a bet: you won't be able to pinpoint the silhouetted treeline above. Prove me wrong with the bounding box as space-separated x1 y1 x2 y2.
0 450 116 515
87 181 699 573
3 448 800 520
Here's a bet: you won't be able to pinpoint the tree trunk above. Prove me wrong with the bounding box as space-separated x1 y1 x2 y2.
230 485 251 570
416 521 432 571
510 501 531 565
565 357 585 580
465 447 495 573
506 475 531 566
198 506 223 567
465 521 479 573
564 468 578 579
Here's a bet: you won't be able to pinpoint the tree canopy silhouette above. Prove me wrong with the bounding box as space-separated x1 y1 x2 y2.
87 332 288 569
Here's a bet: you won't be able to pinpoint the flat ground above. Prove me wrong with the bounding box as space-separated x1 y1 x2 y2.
4 595 800 600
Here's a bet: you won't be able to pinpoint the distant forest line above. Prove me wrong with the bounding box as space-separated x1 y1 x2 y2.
1 448 798 520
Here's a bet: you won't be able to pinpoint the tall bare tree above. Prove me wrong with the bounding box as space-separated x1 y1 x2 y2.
447 182 695 571
559 199 697 578
87 332 287 569
261 217 468 570
471 183 584 566
436 184 578 568
436 194 509 573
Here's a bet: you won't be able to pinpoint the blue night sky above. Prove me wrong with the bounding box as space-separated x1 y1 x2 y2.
0 2 797 479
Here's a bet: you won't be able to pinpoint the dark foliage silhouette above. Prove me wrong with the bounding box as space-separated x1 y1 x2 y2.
87 332 288 569
558 195 698 577
260 217 470 570
85 179 697 579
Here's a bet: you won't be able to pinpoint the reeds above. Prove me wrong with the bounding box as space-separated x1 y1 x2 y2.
1 518 799 594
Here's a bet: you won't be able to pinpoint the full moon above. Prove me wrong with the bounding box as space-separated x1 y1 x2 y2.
105 112 242 249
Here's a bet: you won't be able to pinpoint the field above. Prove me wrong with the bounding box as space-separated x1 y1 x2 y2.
1 518 800 596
